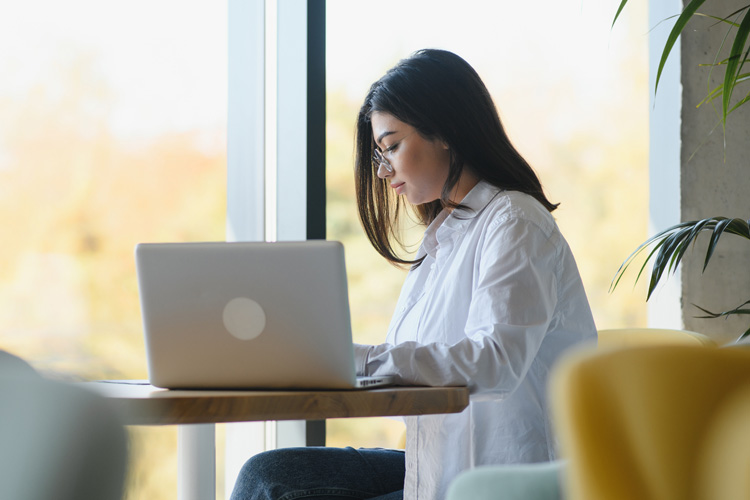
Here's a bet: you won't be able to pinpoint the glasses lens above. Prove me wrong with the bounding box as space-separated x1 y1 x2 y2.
372 149 392 173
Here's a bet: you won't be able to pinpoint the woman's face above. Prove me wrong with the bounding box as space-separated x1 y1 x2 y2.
370 112 451 206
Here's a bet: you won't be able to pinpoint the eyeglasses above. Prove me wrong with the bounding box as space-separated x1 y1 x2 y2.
371 130 415 174
372 148 394 174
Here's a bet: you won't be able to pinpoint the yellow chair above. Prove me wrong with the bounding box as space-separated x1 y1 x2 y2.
696 380 750 500
551 344 750 500
597 327 716 348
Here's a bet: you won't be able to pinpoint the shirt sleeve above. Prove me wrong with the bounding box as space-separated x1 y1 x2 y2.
357 216 560 395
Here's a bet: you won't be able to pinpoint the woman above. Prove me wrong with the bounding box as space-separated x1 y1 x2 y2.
230 49 596 500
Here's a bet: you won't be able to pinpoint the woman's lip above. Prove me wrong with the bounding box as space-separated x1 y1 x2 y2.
391 182 405 193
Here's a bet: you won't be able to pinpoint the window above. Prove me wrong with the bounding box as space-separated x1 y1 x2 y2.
0 2 227 498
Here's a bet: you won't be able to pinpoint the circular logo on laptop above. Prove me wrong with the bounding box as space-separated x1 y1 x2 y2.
223 297 266 340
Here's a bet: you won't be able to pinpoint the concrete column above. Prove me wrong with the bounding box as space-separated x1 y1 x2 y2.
679 0 750 344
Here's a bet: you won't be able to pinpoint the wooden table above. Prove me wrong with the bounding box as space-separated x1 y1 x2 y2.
89 382 469 499
90 381 469 425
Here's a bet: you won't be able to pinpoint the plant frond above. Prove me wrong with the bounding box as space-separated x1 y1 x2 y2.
696 73 750 108
693 300 750 319
609 233 665 292
698 59 750 68
729 89 750 112
612 0 630 28
695 12 742 28
705 218 734 269
722 9 750 125
724 217 750 238
610 221 692 295
656 0 708 94
693 300 750 342
698 5 750 31
719 5 750 24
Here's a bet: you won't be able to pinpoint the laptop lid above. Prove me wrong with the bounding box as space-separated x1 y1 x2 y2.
135 240 370 390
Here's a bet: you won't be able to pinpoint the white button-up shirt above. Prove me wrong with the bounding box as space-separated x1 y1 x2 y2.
354 181 597 500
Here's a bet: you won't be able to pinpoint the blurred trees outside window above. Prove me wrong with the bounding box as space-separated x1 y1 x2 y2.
0 2 227 498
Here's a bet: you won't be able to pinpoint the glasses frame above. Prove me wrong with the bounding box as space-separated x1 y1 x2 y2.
371 130 416 175
372 147 394 174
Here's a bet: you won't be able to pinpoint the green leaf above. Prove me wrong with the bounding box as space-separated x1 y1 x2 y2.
729 90 750 112
655 0 707 95
695 12 741 28
722 9 750 125
609 226 675 293
647 224 698 298
705 218 733 270
693 300 750 343
698 58 750 67
696 73 750 108
612 0 630 28
726 217 750 238
693 300 750 319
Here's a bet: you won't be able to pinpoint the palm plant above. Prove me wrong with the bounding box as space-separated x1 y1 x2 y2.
610 2 750 341
610 217 750 339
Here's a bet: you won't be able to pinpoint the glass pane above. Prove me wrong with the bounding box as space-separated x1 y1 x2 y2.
0 2 227 498
326 0 648 448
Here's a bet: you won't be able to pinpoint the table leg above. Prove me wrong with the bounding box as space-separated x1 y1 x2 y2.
178 424 216 500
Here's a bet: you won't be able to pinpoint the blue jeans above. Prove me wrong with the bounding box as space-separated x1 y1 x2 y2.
229 447 405 500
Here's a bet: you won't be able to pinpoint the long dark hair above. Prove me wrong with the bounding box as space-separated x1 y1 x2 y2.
355 49 558 266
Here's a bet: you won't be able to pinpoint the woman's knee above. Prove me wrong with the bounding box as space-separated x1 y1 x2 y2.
230 449 288 500
230 447 404 500
236 448 299 485
231 448 333 500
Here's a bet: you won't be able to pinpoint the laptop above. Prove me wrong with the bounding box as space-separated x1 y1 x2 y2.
135 240 394 390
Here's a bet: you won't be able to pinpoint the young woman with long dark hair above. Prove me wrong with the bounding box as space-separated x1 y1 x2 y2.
230 49 596 500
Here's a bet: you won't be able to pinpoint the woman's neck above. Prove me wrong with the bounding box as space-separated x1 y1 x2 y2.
448 170 480 208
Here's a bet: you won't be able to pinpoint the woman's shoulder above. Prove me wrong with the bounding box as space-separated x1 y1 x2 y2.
482 188 557 236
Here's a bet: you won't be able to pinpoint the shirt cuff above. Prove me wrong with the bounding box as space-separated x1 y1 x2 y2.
352 343 374 376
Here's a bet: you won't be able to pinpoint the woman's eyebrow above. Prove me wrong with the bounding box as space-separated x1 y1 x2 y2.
376 130 397 144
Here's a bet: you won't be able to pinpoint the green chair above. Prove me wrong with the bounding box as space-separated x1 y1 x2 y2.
0 351 128 500
446 461 564 500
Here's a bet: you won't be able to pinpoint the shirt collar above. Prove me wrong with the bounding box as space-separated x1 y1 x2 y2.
421 181 502 258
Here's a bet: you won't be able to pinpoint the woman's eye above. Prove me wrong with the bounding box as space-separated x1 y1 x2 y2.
385 143 399 153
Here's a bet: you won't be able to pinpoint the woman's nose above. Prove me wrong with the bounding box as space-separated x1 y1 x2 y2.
377 162 393 179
